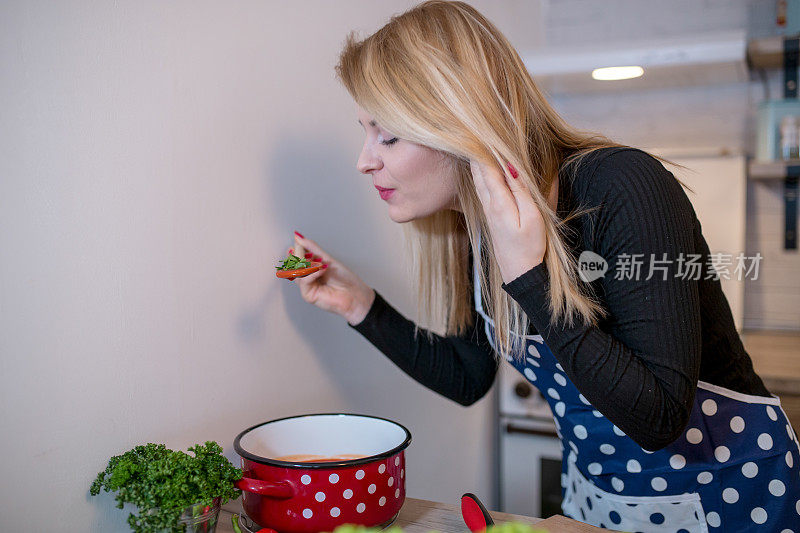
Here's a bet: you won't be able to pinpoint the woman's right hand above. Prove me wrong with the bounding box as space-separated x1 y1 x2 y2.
285 233 376 326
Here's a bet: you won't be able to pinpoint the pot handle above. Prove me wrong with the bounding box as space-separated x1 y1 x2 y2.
235 477 294 499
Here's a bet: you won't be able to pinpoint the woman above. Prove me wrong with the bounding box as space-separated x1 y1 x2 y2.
287 1 799 530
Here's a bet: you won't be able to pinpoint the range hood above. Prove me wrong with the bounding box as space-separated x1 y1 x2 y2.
523 31 748 95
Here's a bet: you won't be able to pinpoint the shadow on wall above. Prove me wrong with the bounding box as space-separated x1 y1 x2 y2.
234 131 399 406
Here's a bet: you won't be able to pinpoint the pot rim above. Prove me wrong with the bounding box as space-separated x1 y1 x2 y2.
233 412 412 469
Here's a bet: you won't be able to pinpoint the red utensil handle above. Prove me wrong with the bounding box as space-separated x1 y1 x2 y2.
235 477 294 499
461 492 495 532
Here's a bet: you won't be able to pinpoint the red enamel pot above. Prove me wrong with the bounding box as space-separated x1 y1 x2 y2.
233 413 412 533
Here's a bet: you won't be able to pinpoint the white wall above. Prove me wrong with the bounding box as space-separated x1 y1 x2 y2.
0 1 544 530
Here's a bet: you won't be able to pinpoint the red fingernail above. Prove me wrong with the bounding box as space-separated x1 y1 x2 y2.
507 163 518 179
322 264 329 269
304 253 313 259
294 231 305 239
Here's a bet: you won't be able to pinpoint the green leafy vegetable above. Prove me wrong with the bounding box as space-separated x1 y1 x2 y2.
276 254 312 271
90 441 242 533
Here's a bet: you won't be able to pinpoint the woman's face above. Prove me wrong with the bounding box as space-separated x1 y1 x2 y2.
355 105 459 223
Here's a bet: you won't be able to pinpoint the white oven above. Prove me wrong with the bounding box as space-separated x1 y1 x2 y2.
497 362 563 518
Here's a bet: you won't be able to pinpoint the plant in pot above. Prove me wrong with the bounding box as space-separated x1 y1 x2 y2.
90 441 242 532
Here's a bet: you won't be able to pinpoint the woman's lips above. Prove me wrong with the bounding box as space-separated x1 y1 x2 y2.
375 186 395 200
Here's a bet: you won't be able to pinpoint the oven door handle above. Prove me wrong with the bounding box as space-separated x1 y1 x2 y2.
504 422 558 438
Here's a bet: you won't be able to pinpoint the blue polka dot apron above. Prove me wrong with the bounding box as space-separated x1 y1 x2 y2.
472 246 800 532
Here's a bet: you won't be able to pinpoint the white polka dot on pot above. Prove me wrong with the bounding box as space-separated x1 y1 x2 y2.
329 473 339 483
302 508 313 519
315 492 326 502
356 503 366 513
343 489 353 499
401 469 404 478
378 464 386 474
330 507 341 518
395 488 400 498
395 457 400 466
388 477 394 487
355 470 365 480
368 484 377 494
301 475 312 485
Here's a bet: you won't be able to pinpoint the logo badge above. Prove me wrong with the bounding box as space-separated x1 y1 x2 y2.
578 251 608 282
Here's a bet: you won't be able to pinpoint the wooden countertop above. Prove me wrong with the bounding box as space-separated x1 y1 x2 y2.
216 496 610 532
741 330 800 395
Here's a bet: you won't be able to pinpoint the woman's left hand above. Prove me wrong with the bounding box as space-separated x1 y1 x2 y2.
470 159 548 284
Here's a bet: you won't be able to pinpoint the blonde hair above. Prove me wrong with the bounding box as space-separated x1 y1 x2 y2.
335 1 679 362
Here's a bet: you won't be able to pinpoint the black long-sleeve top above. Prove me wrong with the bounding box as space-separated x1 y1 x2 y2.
349 147 769 450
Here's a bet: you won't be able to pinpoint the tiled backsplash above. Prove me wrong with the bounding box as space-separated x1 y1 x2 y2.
745 179 800 330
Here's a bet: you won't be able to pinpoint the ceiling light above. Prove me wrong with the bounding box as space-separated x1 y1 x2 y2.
591 66 644 81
